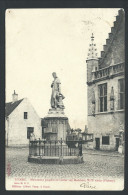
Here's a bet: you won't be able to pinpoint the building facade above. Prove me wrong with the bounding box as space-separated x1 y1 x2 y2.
5 91 42 146
86 9 125 151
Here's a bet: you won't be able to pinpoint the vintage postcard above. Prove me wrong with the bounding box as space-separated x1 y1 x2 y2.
5 8 124 191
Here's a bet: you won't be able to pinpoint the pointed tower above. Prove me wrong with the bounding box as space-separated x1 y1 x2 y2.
86 33 99 83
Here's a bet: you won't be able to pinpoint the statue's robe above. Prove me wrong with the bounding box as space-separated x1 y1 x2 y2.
51 77 61 108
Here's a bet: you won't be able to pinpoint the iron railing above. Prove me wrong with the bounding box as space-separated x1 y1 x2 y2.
29 138 81 157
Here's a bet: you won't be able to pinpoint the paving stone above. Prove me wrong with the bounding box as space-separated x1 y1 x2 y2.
6 148 124 180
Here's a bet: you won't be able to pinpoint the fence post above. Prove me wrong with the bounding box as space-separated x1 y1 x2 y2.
47 146 48 156
70 147 71 156
32 141 33 156
79 141 82 156
61 138 62 156
35 141 37 156
29 138 30 156
39 138 41 156
81 141 83 156
34 141 35 155
50 140 51 156
55 141 56 156
44 141 45 156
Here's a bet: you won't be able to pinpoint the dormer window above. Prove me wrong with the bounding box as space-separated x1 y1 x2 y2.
24 112 28 119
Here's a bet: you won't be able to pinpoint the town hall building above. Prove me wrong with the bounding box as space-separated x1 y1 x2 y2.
86 9 125 151
5 91 42 146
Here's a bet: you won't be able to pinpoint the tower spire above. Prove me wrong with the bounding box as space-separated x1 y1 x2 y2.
87 33 98 60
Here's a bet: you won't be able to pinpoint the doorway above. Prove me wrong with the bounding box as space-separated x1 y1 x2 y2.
95 138 100 150
116 138 119 151
27 127 34 139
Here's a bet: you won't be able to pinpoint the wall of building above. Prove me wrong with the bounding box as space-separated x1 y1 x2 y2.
6 98 42 146
86 10 125 151
87 59 99 82
87 75 124 150
88 111 124 150
88 75 124 115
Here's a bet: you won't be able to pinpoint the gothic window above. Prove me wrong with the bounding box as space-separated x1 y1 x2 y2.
98 83 107 112
102 136 109 145
118 79 125 109
24 112 28 119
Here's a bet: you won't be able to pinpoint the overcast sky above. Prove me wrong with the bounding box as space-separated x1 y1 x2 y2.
6 8 119 130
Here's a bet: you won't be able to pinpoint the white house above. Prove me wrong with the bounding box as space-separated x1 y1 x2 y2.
5 91 42 146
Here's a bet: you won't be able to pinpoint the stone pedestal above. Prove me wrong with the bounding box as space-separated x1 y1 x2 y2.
44 108 69 141
28 155 83 165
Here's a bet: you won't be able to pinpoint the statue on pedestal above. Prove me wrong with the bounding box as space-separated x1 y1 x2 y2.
51 72 65 109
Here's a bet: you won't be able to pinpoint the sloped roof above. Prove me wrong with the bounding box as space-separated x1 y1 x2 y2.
5 99 24 117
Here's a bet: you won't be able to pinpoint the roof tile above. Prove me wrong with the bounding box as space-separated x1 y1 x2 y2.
5 99 24 117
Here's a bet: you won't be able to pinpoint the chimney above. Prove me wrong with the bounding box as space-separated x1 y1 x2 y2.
12 90 18 102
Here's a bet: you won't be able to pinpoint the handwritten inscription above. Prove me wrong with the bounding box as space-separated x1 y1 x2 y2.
80 182 96 189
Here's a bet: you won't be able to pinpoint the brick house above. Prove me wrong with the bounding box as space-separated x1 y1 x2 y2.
86 9 125 151
5 91 42 146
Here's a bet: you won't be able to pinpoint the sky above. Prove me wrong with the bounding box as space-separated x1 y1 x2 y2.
6 8 119 131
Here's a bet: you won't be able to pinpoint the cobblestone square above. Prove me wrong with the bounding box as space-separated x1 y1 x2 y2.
6 148 124 180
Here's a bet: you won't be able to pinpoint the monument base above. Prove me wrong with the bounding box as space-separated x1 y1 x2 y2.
28 155 83 164
43 108 69 141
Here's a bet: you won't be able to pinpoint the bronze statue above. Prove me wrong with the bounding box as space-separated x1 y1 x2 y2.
51 72 65 109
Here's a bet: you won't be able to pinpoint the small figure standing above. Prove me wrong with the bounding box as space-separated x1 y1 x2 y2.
30 132 36 141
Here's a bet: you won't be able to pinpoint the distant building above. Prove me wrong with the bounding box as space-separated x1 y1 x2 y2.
86 9 125 151
5 91 42 146
81 125 93 148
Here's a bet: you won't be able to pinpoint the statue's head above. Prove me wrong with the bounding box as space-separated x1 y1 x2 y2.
52 72 57 78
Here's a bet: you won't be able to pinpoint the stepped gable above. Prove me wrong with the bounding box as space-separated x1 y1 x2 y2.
98 9 125 69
